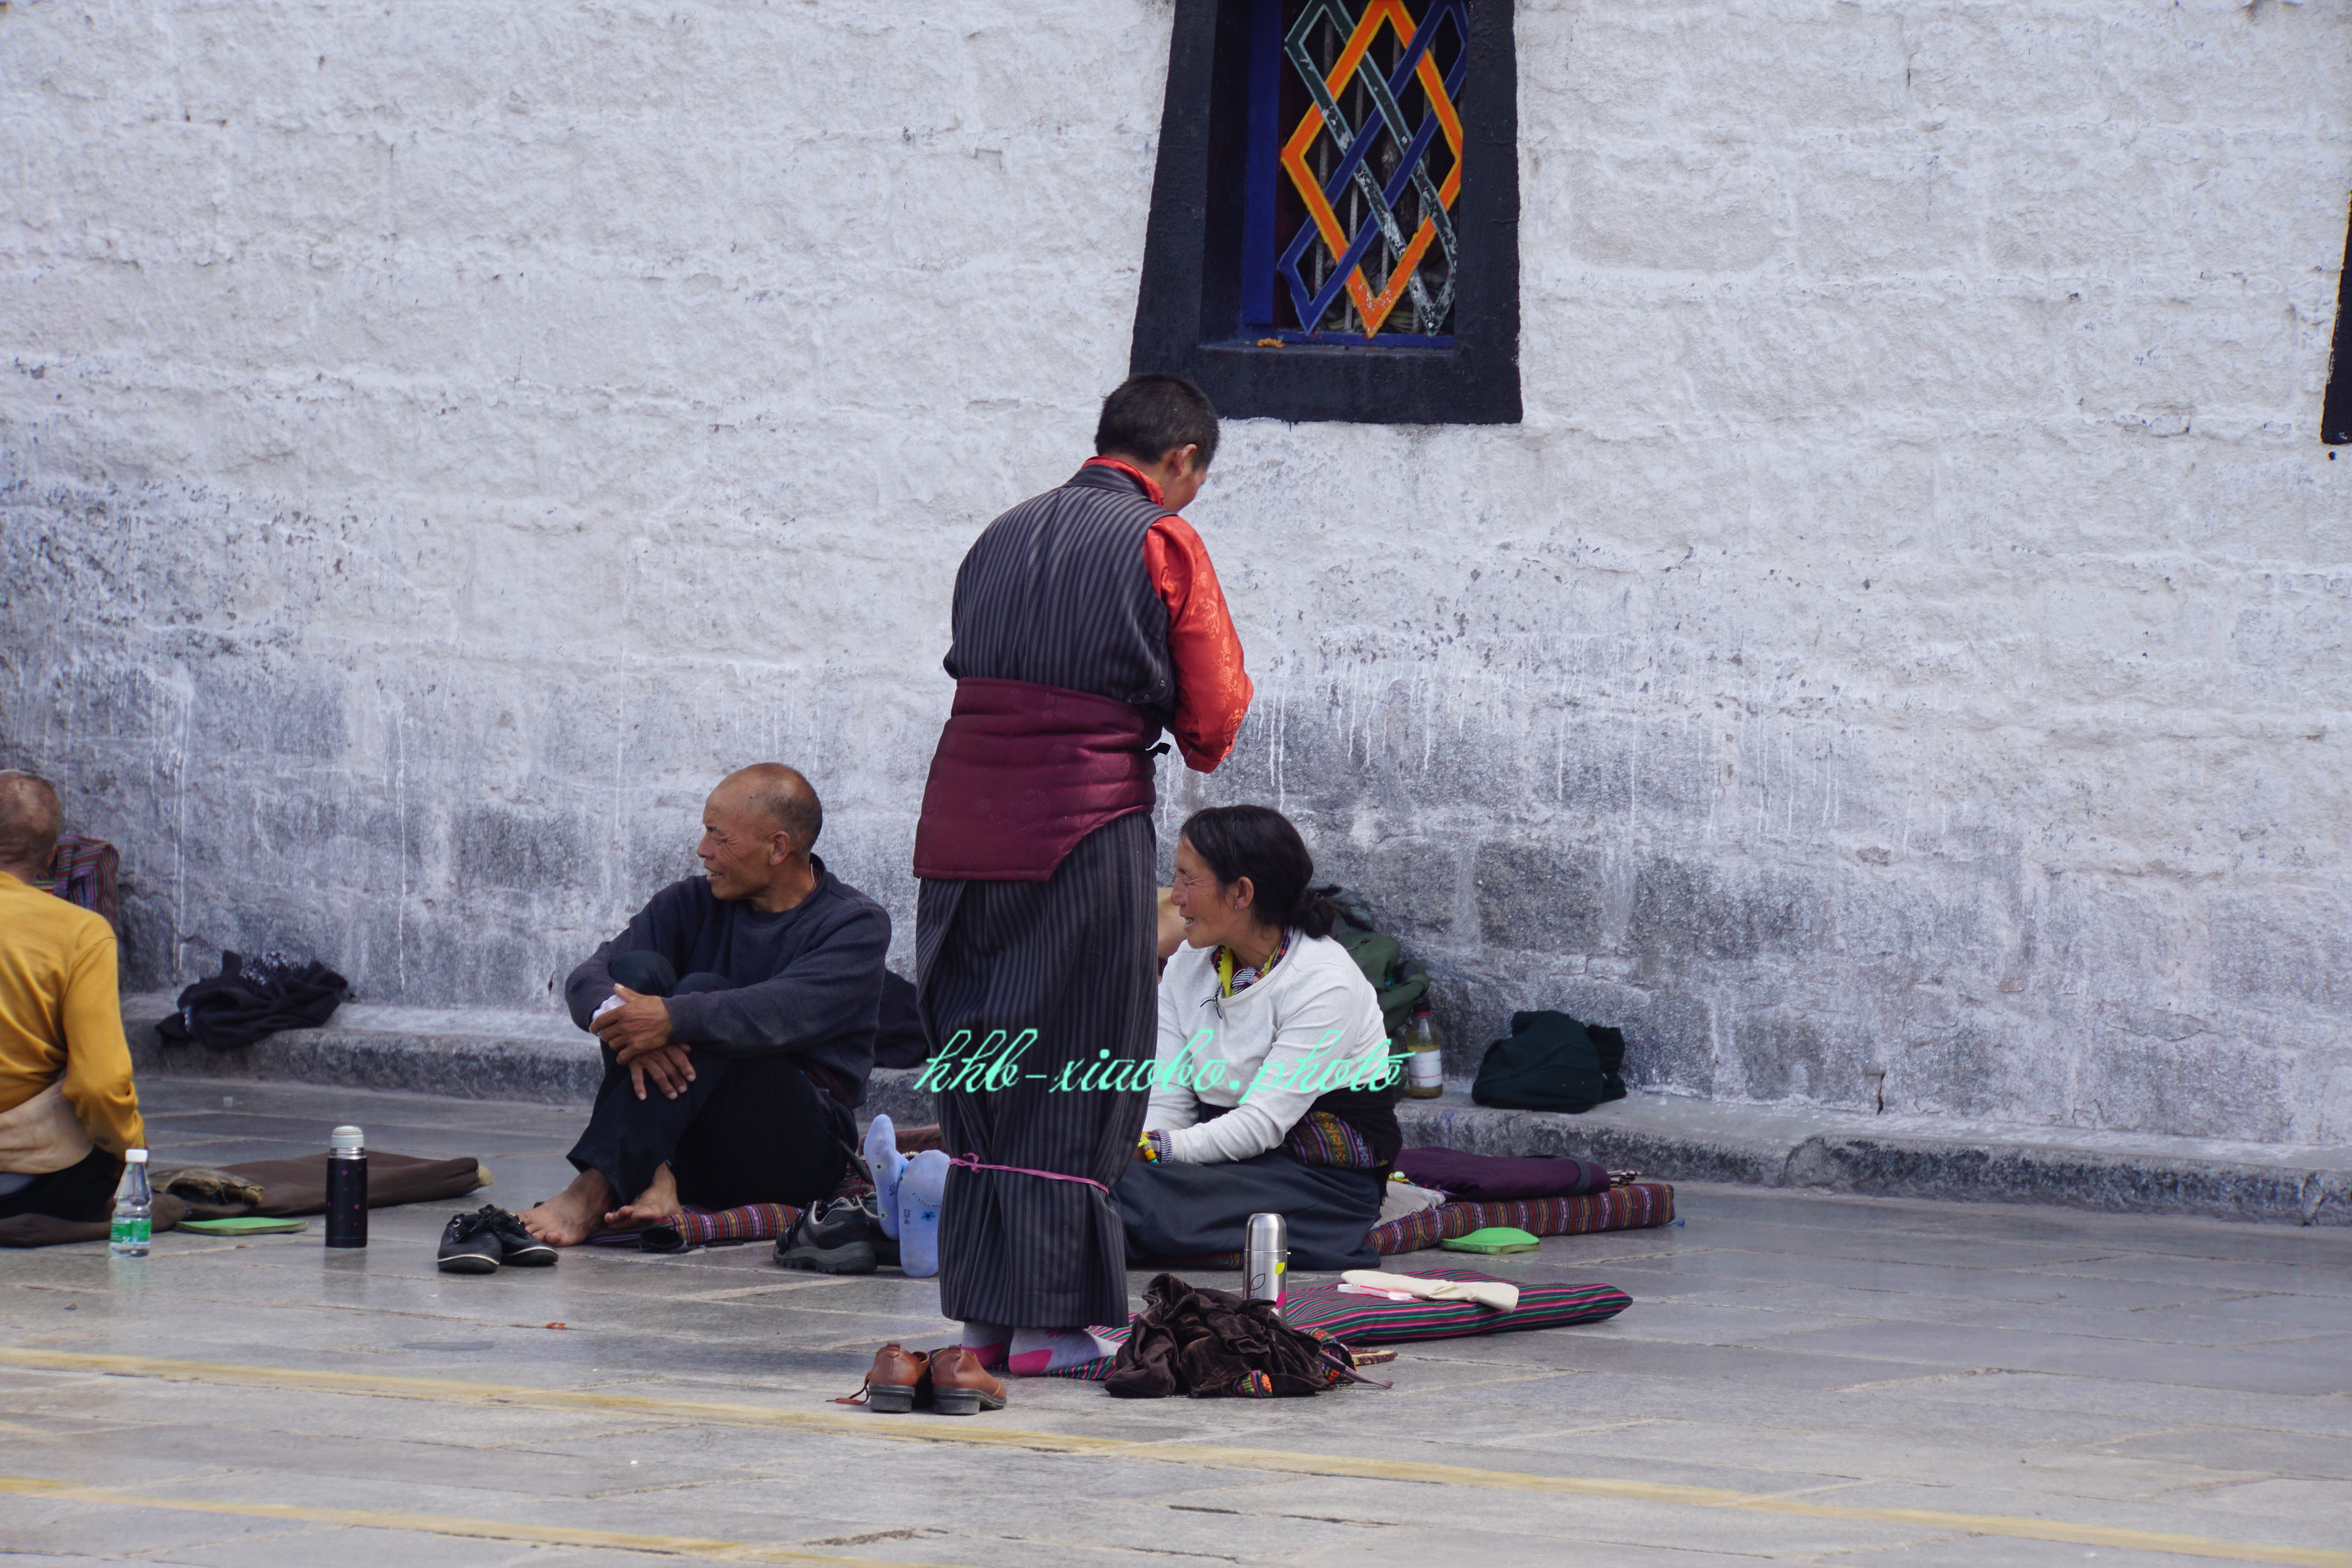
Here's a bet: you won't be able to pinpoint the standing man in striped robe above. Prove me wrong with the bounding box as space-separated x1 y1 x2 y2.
910 374 1252 1379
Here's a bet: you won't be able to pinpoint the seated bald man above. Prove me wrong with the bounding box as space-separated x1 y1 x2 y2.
522 765 890 1245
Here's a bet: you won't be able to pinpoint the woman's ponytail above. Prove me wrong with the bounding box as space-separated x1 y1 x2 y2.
1296 884 1341 941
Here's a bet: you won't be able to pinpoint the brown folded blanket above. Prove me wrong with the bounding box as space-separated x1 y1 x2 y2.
168 1151 487 1219
0 1151 487 1246
158 1167 265 1207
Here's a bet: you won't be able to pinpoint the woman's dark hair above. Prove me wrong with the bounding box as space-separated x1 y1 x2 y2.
1178 804 1338 940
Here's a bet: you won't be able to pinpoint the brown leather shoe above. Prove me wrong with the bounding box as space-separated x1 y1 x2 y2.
855 1342 930 1413
927 1344 1006 1416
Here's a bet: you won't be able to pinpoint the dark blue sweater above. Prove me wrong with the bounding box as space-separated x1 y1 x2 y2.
563 857 891 1107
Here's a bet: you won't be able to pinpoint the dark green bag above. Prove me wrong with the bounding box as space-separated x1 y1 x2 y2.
1472 1010 1628 1114
1325 887 1429 1040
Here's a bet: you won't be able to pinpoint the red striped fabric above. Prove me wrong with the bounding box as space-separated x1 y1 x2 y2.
1371 1181 1676 1256
589 1202 802 1252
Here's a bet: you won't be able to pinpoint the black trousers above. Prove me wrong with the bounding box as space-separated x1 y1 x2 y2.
0 1146 123 1223
1115 1150 1386 1272
566 952 849 1210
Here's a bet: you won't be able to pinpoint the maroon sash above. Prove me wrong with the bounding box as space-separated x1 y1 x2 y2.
912 678 1159 882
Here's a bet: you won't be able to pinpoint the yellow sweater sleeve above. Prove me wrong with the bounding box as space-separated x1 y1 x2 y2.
60 927 144 1155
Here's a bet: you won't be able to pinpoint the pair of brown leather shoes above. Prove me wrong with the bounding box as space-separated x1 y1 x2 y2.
847 1342 1005 1416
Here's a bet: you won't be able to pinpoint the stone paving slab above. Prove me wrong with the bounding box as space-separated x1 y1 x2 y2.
5 1079 2352 1566
125 994 2352 1225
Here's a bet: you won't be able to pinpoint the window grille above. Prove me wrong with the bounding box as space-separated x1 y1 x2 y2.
1244 0 1468 345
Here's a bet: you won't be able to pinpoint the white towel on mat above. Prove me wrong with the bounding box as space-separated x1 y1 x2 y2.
1341 1269 1519 1312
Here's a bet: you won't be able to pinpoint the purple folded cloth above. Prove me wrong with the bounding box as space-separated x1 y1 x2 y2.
1394 1148 1611 1201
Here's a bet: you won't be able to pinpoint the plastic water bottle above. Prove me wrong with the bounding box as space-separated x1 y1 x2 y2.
109 1149 152 1258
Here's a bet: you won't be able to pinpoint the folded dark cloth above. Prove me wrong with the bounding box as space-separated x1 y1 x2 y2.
1393 1147 1612 1201
156 951 349 1052
162 1151 485 1219
1471 1009 1627 1113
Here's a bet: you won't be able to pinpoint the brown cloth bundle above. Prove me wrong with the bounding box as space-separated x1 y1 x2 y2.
0 1150 486 1247
1103 1272 1388 1399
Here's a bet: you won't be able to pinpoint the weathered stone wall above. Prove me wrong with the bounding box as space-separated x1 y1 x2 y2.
5 1 2348 1142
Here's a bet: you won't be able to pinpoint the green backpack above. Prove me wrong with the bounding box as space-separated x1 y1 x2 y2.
1324 887 1429 1042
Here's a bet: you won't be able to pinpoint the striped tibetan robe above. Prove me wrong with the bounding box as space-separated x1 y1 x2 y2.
913 457 1250 1329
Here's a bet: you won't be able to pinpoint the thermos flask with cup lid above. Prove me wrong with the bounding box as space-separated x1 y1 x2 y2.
325 1125 368 1248
1244 1211 1288 1318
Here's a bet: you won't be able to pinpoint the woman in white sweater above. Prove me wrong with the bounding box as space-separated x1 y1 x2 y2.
1112 806 1402 1271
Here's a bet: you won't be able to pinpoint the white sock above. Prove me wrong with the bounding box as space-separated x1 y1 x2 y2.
861 1114 907 1239
895 1150 949 1279
1005 1326 1114 1377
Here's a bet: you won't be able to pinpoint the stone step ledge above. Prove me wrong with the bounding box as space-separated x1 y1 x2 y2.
124 994 2352 1227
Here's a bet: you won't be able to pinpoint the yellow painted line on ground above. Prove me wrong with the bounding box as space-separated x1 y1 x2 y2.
2 1348 2345 1568
0 1474 958 1566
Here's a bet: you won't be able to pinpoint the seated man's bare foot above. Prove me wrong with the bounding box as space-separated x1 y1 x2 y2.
603 1162 684 1230
519 1168 615 1247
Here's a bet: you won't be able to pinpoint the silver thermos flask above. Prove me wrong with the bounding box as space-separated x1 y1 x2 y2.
1244 1212 1288 1317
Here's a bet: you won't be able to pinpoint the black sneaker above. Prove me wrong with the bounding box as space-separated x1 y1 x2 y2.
775 1193 881 1274
436 1210 503 1274
475 1205 557 1267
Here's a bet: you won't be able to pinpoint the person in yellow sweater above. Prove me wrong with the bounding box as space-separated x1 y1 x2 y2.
0 771 144 1222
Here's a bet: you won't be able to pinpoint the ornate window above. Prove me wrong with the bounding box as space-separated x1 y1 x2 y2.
1131 0 1519 424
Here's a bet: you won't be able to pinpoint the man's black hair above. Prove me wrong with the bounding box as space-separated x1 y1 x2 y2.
1094 373 1220 471
726 763 822 851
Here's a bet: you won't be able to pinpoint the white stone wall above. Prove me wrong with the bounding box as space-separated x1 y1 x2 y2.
4 1 2348 1143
